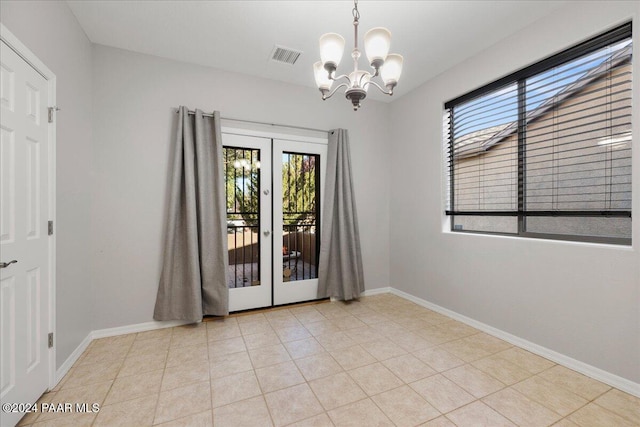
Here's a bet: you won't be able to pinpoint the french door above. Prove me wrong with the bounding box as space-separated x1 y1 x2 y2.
223 133 327 311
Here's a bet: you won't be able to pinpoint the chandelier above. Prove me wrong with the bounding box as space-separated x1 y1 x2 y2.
313 0 403 110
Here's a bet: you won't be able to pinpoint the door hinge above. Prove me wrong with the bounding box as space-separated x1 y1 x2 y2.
48 106 59 123
48 220 53 236
48 332 54 348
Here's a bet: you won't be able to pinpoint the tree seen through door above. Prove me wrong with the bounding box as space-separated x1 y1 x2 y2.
224 147 320 288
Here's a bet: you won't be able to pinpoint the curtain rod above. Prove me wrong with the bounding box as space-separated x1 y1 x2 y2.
175 108 329 134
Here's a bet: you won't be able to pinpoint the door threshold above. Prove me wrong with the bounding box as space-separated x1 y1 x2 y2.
204 298 330 321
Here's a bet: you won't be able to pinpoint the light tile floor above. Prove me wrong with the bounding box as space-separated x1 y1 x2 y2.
19 294 640 427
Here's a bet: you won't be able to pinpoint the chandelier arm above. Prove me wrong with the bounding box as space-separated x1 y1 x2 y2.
364 80 394 95
330 73 352 84
358 72 370 87
322 82 350 100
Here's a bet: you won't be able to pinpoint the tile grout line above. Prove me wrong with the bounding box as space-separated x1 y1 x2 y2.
557 387 620 425
149 328 173 426
47 294 639 427
203 324 213 425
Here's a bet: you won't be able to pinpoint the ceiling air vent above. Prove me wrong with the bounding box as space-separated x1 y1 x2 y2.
270 45 302 65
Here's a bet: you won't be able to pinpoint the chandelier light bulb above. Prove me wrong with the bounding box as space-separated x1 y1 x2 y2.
313 61 333 91
319 33 345 72
364 27 391 69
380 54 404 89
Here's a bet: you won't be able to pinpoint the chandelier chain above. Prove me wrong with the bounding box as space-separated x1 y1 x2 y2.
352 0 360 22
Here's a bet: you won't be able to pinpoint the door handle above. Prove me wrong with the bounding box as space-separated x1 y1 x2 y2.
263 230 271 237
0 260 17 269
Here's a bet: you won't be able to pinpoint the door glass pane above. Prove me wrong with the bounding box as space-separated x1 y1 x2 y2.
282 152 320 282
224 147 261 288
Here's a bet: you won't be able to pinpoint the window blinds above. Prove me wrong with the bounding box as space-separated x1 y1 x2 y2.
444 23 632 243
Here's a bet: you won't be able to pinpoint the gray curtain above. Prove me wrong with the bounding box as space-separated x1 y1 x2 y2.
317 129 365 300
154 107 229 321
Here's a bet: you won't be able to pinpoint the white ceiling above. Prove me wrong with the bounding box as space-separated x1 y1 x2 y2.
67 0 567 102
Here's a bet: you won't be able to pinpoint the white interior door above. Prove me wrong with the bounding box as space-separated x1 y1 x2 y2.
223 134 272 312
273 139 327 306
1 40 51 427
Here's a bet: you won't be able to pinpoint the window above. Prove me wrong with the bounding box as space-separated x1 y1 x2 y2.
445 23 632 244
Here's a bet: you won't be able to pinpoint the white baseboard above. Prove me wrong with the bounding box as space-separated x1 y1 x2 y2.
329 287 392 302
362 287 392 297
55 288 639 398
54 319 191 387
389 287 640 398
55 333 92 385
91 319 192 340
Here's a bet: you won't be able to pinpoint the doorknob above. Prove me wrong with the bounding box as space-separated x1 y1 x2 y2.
263 189 270 196
0 260 17 269
263 230 271 237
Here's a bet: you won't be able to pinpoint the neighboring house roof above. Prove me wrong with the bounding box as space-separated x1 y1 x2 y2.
453 44 632 159
452 123 512 158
